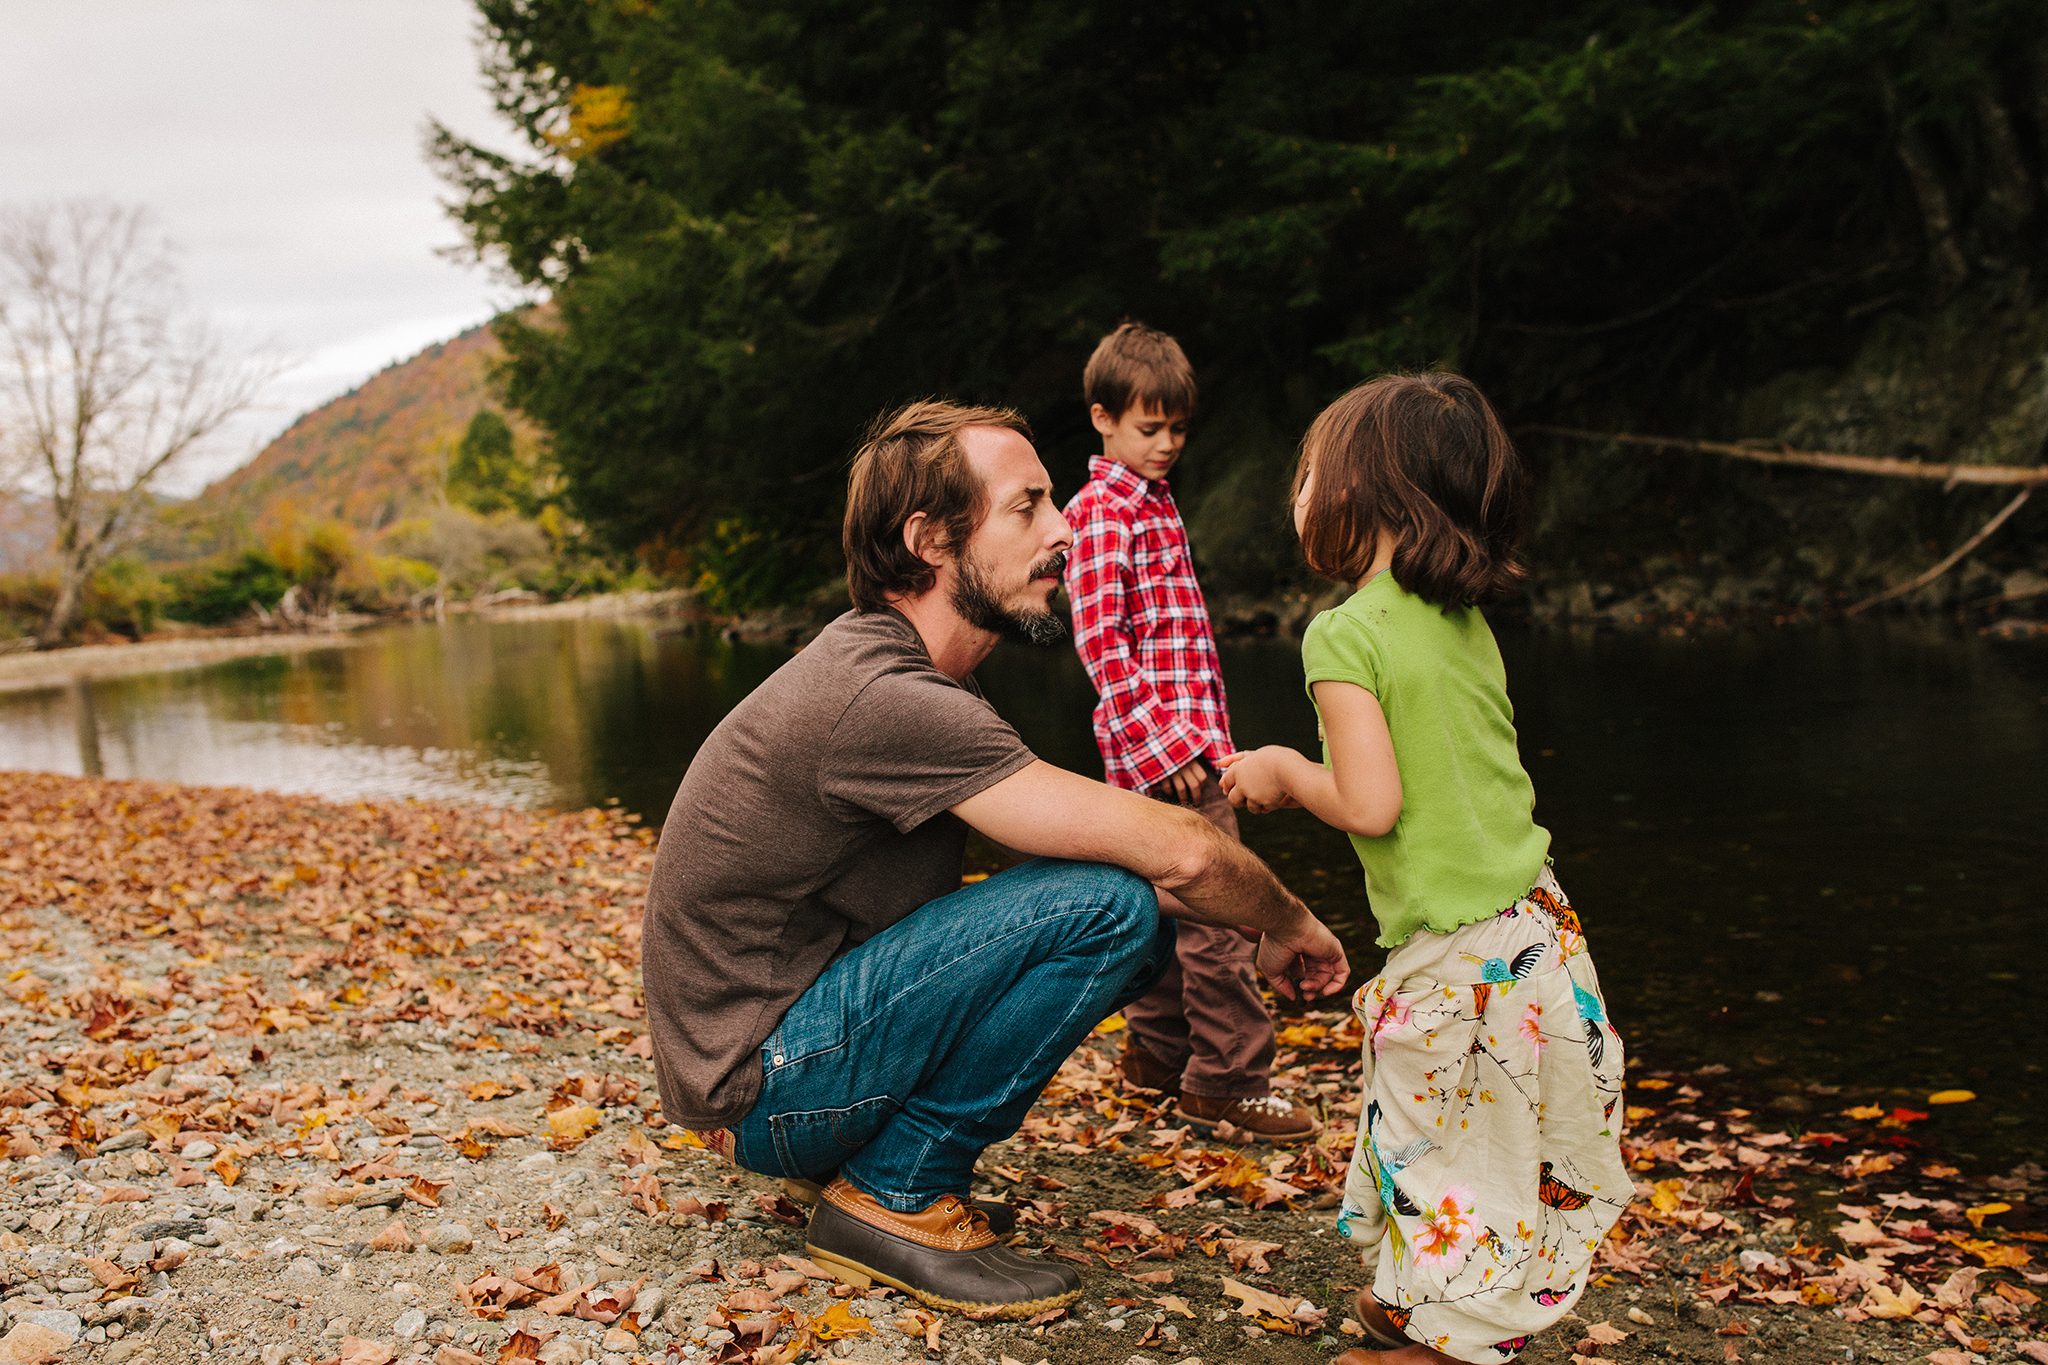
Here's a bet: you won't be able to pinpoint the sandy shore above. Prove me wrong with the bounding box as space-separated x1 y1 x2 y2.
0 591 696 695
0 632 366 695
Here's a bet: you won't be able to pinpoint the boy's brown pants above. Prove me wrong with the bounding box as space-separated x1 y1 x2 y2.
1124 770 1277 1100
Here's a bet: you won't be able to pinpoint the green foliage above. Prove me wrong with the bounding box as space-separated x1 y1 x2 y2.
165 550 294 625
433 0 2048 604
449 409 535 515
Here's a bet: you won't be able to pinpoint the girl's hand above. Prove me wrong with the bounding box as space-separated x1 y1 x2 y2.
1216 747 1300 815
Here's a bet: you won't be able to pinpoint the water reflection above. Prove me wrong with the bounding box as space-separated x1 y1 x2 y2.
0 614 2042 1168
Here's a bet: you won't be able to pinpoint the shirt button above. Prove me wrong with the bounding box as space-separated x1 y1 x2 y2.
773 1055 784 1066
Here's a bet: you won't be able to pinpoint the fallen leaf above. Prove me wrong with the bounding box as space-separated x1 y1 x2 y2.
807 1302 873 1340
338 1338 397 1365
1586 1323 1630 1345
97 1185 151 1204
1150 1295 1194 1318
1927 1090 1976 1105
1965 1202 2012 1231
369 1219 414 1251
546 1102 602 1143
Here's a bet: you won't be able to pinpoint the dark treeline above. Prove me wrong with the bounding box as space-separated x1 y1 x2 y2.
432 0 2048 618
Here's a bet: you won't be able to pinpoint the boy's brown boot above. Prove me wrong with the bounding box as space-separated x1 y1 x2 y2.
804 1178 1080 1319
1178 1092 1319 1144
1117 1035 1183 1097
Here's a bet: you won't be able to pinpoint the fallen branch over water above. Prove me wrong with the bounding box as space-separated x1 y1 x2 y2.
1848 489 2033 615
1523 426 2048 486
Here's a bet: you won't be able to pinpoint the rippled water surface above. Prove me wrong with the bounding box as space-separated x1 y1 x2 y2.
2 615 2042 1167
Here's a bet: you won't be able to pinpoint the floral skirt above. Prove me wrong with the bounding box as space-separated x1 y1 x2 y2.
1339 866 1630 1362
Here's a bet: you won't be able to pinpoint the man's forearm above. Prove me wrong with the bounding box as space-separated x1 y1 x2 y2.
1149 809 1310 934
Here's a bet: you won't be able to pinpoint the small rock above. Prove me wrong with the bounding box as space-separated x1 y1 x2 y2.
394 1309 427 1341
178 1140 219 1161
145 1064 174 1087
97 1129 148 1153
600 1354 627 1365
116 1242 155 1269
353 1185 405 1210
1104 1318 1126 1331
424 1223 474 1255
601 1326 635 1351
517 1154 555 1171
538 1336 592 1364
21 1310 82 1340
129 1218 207 1241
634 1287 664 1321
406 1135 444 1148
103 1341 146 1364
1625 1307 1656 1326
55 1278 94 1294
285 1257 325 1281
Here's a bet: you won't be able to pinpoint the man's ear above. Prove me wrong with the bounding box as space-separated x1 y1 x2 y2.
1089 402 1117 439
901 510 947 569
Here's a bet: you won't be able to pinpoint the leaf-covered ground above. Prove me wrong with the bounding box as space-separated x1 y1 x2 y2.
0 772 2042 1365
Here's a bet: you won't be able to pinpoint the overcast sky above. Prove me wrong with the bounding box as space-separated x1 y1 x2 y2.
0 1 532 492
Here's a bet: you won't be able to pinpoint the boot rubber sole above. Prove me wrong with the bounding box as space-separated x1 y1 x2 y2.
802 1242 1082 1320
1176 1109 1319 1145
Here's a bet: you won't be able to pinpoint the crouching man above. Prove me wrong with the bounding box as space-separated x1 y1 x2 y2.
641 400 1348 1319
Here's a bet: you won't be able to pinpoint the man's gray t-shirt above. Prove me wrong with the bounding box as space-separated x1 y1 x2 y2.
642 608 1036 1129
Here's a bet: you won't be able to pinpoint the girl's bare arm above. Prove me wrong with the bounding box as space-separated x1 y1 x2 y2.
1221 680 1402 836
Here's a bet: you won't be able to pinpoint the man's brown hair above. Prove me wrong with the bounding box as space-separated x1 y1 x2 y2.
1292 372 1529 610
843 399 1034 613
1083 321 1197 420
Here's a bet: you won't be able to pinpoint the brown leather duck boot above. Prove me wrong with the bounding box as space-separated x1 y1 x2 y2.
780 1174 1017 1236
1117 1035 1183 1097
804 1177 1080 1319
1177 1092 1320 1144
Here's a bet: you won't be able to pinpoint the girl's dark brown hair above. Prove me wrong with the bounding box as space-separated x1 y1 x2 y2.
1291 372 1528 610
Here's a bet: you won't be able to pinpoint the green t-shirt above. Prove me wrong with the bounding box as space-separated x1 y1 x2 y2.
1300 573 1550 948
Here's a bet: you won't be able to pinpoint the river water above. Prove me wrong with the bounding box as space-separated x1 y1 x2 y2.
1 614 2042 1171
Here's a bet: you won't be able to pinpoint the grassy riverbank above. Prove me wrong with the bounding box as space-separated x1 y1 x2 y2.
0 773 2041 1365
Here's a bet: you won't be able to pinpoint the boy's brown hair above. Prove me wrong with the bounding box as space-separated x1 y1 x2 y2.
843 398 1034 612
1291 372 1528 610
1083 321 1197 420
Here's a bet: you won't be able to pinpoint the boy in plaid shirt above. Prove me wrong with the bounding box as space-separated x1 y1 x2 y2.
1062 323 1317 1144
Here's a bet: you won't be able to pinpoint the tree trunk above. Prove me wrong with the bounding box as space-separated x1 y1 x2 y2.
37 551 90 649
1973 89 2034 234
1894 123 1969 295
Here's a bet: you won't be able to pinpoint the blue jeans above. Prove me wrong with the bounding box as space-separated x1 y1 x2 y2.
732 858 1175 1212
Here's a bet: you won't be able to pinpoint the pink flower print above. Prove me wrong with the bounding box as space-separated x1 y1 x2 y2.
1518 1003 1545 1056
1412 1183 1478 1271
1371 994 1414 1057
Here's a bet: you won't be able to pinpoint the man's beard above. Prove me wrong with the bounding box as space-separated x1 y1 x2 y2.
952 549 1068 647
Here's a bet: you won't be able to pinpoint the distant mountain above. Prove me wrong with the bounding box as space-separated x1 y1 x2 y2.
181 322 539 543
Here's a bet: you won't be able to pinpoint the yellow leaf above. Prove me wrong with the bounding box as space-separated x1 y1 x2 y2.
1095 1014 1127 1035
1966 1202 2011 1231
808 1301 874 1341
547 1102 603 1142
1927 1090 1977 1105
1862 1282 1923 1319
1841 1104 1885 1120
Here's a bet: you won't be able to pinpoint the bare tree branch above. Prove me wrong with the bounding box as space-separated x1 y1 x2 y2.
1847 489 2032 616
0 200 285 646
1521 425 2048 486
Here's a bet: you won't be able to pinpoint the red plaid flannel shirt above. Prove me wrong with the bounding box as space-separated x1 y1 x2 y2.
1062 456 1233 791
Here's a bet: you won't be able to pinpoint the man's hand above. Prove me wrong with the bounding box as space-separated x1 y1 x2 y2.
1255 914 1350 1001
1216 748 1301 814
1155 758 1207 807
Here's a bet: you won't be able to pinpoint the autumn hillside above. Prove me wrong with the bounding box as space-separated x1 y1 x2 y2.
187 323 538 541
